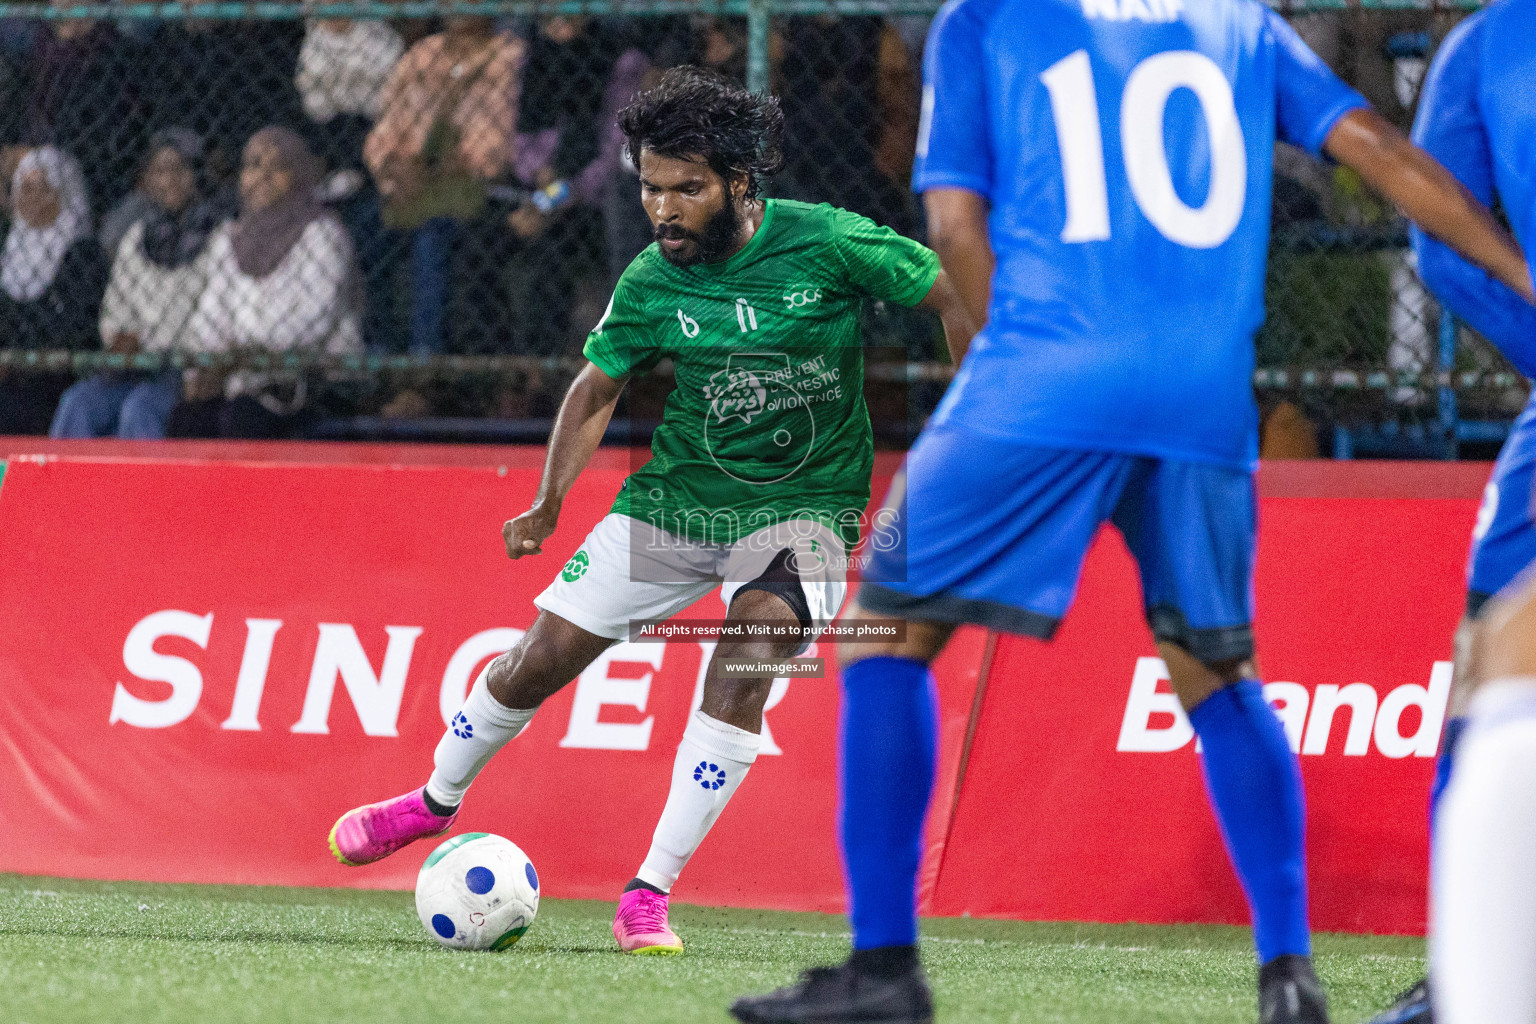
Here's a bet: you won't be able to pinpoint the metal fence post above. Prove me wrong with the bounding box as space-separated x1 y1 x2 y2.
747 0 771 95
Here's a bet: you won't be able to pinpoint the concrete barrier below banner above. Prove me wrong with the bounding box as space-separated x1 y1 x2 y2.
0 443 1488 935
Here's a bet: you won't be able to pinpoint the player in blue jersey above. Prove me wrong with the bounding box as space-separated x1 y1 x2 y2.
1373 6 1536 1024
1363 9 1536 1024
729 0 1536 1020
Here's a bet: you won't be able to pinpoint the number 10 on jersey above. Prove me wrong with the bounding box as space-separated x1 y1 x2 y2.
1042 49 1248 250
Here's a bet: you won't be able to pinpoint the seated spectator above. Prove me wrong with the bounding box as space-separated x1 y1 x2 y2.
0 147 105 433
177 127 361 439
50 131 221 439
297 18 404 173
0 147 104 346
97 128 227 275
364 16 522 355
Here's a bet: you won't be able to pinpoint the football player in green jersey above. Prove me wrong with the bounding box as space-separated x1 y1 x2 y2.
329 66 975 955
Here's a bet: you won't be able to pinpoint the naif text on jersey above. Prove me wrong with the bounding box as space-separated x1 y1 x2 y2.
1081 0 1183 24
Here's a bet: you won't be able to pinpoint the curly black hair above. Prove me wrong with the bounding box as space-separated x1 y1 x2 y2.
617 66 785 199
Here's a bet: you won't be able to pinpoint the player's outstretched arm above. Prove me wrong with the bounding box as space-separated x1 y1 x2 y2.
1324 108 1536 304
503 361 626 559
922 188 993 355
917 269 979 365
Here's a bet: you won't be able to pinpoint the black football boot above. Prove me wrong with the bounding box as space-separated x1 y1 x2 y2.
1260 954 1331 1024
1362 978 1433 1024
730 955 933 1024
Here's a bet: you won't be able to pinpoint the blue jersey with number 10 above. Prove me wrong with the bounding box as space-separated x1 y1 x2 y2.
915 0 1365 468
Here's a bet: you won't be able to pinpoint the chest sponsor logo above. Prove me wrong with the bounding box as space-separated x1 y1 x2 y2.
701 353 818 485
783 287 823 310
705 363 770 426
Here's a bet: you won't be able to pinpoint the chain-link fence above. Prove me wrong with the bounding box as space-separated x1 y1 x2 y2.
0 0 1519 453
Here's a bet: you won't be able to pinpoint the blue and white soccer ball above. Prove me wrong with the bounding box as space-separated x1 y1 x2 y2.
415 832 540 951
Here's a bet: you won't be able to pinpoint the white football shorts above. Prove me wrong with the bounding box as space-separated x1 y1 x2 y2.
534 513 848 645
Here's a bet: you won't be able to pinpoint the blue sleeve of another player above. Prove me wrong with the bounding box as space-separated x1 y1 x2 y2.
1265 10 1367 158
1410 17 1536 379
911 0 992 197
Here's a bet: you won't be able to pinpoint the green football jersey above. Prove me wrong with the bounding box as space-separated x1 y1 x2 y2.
583 199 941 549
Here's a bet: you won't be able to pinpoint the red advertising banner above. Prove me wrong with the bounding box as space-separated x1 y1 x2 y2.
0 454 984 913
0 447 1488 935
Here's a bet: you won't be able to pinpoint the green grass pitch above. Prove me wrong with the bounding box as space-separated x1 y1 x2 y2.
0 874 1422 1024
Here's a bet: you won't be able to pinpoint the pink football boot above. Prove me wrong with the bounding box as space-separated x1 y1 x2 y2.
613 888 684 955
328 787 457 866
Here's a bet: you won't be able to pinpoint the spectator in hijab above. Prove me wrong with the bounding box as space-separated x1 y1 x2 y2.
179 126 361 439
97 128 227 265
364 16 522 354
50 131 221 438
0 147 105 434
0 147 104 346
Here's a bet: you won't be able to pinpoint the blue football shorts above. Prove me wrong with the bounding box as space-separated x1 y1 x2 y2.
860 421 1257 664
1467 400 1536 618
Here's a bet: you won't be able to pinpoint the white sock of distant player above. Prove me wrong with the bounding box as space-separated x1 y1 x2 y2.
425 665 537 810
636 709 762 892
1433 677 1536 1024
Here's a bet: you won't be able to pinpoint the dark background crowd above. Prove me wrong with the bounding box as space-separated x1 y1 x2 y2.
0 4 1516 450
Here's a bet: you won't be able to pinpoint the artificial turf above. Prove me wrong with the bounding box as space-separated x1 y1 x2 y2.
0 873 1422 1024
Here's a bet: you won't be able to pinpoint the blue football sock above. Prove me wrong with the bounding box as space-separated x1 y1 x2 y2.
838 656 939 951
1429 716 1468 835
1189 679 1310 963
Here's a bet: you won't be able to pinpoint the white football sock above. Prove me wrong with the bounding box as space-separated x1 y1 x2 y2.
636 710 761 892
1433 677 1536 1024
425 666 536 809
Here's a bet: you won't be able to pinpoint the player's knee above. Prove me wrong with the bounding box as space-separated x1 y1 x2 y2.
1475 578 1536 681
703 671 775 717
1451 614 1485 716
836 605 951 670
487 636 566 709
1158 641 1251 712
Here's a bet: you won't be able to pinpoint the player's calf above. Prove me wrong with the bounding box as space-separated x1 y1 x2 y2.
328 612 610 866
616 592 798 953
1162 641 1323 1018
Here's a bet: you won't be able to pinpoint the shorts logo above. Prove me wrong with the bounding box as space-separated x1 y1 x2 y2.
693 761 727 790
451 712 474 739
562 550 590 582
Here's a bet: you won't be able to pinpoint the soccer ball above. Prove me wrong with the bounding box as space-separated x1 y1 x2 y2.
415 832 540 951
